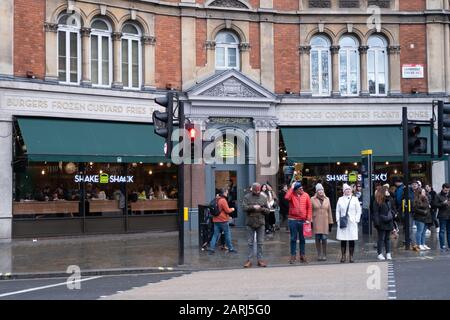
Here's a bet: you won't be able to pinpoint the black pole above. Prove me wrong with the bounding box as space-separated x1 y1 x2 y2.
178 99 185 265
402 107 411 250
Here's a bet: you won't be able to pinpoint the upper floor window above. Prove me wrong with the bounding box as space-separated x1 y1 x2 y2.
339 35 360 96
57 14 81 84
310 35 331 96
215 31 240 70
368 35 388 96
121 23 142 89
91 19 112 87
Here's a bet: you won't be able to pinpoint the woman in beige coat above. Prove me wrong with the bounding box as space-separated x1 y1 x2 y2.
311 183 334 261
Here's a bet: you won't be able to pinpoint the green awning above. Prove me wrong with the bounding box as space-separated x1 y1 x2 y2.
281 126 435 163
17 117 166 163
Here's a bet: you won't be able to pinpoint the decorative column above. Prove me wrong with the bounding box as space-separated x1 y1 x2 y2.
44 22 59 82
330 45 340 96
359 46 369 96
388 45 401 95
112 32 123 89
205 40 216 75
80 27 91 86
299 45 311 96
0 121 12 242
240 42 252 76
142 35 156 90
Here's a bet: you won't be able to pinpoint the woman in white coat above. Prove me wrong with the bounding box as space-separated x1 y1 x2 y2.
336 183 362 263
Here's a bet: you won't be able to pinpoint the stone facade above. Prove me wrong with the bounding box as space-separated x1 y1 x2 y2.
0 0 449 239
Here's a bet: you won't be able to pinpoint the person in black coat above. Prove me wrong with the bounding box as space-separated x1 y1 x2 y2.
373 185 395 260
278 184 290 231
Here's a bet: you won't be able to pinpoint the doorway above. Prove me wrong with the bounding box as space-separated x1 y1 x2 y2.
205 164 253 227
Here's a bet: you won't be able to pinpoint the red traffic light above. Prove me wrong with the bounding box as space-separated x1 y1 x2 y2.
189 128 196 140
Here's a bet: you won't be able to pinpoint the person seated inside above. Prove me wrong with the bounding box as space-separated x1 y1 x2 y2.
97 189 107 200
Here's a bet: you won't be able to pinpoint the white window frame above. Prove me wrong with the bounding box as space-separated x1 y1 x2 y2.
90 19 113 88
310 36 332 96
367 36 389 96
57 23 81 85
339 36 360 96
215 32 240 71
121 24 142 90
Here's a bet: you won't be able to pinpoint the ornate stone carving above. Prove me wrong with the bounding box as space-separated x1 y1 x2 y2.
388 45 401 55
330 45 341 54
112 32 122 41
299 45 311 54
142 36 156 45
239 42 251 51
368 0 391 8
208 0 248 9
205 40 216 50
44 22 58 33
201 77 262 97
308 0 331 8
80 27 91 37
359 46 369 54
339 0 360 8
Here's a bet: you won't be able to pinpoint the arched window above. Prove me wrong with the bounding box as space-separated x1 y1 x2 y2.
57 14 81 84
339 35 360 96
368 35 388 95
310 35 331 96
215 31 240 70
121 23 142 89
91 19 112 87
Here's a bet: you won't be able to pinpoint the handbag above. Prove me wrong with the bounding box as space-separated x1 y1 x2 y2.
303 222 312 238
339 197 352 229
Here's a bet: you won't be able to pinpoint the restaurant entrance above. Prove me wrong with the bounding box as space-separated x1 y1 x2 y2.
205 165 252 227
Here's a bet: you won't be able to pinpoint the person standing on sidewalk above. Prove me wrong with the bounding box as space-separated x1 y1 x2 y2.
412 188 432 252
208 189 237 254
285 181 312 264
373 185 395 261
336 183 362 263
433 183 450 253
425 184 439 233
278 184 290 231
242 183 270 268
311 183 333 261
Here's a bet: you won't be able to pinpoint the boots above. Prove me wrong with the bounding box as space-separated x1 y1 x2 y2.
349 246 355 263
321 240 327 261
315 239 322 261
289 255 296 264
340 244 346 263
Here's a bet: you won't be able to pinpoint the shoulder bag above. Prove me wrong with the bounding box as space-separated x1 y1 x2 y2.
339 197 352 229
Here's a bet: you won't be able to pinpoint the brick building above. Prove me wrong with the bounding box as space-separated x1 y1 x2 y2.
0 0 449 239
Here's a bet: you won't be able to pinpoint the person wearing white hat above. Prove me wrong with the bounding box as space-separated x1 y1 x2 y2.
311 183 333 261
336 183 362 263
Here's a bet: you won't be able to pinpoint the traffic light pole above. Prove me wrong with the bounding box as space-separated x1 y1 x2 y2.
178 99 185 266
402 107 411 250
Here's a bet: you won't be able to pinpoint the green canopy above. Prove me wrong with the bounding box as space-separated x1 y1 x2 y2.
17 117 167 163
281 126 435 163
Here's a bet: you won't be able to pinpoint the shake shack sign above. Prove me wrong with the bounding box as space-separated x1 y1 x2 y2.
326 173 388 182
74 174 134 183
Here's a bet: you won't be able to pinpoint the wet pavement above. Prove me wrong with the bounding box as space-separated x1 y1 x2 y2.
0 225 447 277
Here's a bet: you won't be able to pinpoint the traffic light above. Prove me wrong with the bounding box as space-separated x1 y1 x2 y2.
185 123 196 142
408 124 427 154
437 100 450 157
153 92 174 157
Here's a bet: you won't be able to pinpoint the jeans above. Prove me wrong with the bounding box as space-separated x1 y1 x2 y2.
289 220 306 256
415 220 426 246
247 225 265 260
438 218 450 249
209 222 234 252
377 229 391 255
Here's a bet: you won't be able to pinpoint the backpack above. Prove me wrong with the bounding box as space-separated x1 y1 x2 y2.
208 198 221 217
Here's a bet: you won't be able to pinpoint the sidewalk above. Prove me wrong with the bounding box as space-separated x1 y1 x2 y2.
0 226 447 279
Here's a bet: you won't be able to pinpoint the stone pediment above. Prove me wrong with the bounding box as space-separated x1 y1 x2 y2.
206 0 251 9
188 70 275 101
